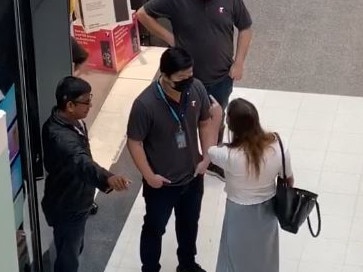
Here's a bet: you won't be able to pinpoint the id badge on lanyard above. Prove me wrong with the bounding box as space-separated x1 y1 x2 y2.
157 81 188 149
175 127 187 149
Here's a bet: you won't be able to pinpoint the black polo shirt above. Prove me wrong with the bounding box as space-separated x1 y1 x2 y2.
127 78 210 185
144 0 252 85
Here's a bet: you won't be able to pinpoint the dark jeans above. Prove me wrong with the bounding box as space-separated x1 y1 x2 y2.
140 175 204 272
53 212 88 272
204 76 233 143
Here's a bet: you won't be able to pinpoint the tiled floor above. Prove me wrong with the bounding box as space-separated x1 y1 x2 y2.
106 90 363 272
88 48 363 272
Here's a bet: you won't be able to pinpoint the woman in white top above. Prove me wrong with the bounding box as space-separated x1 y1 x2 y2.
208 98 294 272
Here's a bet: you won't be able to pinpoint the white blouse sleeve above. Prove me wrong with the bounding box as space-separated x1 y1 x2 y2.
208 145 229 169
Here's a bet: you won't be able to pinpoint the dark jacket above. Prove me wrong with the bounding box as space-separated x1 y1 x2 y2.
41 108 112 226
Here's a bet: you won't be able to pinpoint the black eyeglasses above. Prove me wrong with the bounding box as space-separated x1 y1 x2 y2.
72 94 93 105
73 100 91 105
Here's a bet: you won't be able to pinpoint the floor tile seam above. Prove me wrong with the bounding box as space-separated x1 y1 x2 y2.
322 169 362 177
297 91 339 199
343 191 361 266
318 189 360 197
348 180 363 226
291 96 346 250
358 175 363 198
299 237 348 261
317 190 363 197
328 131 363 137
320 151 363 176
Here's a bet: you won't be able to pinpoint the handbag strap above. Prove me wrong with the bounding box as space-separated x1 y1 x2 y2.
275 133 322 238
274 133 287 179
307 201 322 237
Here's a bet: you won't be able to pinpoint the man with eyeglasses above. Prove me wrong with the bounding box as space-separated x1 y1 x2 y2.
41 76 130 272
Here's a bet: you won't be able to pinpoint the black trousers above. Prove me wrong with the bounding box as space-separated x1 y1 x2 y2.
53 212 88 272
140 175 204 272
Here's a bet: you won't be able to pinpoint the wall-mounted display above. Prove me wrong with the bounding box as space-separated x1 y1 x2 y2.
0 84 23 209
0 84 16 128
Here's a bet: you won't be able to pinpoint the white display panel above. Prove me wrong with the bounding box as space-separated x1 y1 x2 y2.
78 0 132 32
0 110 19 272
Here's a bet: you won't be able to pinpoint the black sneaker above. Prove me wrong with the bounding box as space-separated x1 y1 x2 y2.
89 202 98 215
176 263 206 272
206 163 225 182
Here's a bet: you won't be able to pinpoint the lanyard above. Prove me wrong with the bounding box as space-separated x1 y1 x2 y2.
156 81 183 130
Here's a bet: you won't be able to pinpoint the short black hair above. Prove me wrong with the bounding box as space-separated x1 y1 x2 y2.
56 76 91 110
159 47 193 77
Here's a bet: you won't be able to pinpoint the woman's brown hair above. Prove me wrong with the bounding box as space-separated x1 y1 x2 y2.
226 98 275 177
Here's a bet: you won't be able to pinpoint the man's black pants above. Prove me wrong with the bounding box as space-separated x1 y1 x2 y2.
140 175 204 272
53 212 88 272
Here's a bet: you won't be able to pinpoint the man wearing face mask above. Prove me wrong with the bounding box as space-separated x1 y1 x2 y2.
127 47 222 272
136 0 252 181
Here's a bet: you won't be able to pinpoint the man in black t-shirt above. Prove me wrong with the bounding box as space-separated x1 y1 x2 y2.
136 0 252 180
127 48 222 272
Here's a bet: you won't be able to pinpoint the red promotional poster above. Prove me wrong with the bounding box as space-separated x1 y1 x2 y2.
73 12 140 73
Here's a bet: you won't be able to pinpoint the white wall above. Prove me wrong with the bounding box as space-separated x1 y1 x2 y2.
0 110 19 272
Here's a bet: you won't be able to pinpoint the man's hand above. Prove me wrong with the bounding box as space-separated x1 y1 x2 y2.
209 95 223 122
107 175 131 191
229 61 244 81
145 174 171 188
194 159 210 177
166 33 175 47
136 7 175 47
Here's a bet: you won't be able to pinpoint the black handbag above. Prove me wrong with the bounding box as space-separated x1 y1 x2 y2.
274 133 321 237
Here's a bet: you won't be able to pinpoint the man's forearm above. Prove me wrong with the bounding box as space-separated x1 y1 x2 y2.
199 119 220 161
136 7 175 46
127 140 154 180
199 125 212 162
234 28 252 65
